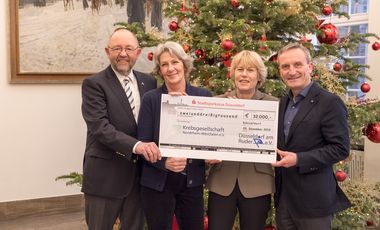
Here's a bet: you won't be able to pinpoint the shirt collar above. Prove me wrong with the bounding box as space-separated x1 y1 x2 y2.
287 81 314 101
111 66 135 83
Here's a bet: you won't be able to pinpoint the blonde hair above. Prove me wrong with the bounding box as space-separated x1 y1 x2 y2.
230 50 267 87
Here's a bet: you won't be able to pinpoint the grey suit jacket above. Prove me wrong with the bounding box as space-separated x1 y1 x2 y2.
206 90 277 198
81 65 156 199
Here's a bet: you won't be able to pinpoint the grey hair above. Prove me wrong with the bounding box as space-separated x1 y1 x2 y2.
230 50 268 88
153 41 194 79
277 42 312 64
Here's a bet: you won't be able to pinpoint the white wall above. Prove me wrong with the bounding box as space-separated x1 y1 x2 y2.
0 0 84 202
364 0 380 183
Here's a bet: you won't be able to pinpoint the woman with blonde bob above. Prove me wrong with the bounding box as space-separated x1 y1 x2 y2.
137 41 212 230
206 50 276 230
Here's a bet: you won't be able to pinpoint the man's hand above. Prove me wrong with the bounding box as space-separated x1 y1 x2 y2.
165 157 187 172
135 142 161 163
271 149 297 168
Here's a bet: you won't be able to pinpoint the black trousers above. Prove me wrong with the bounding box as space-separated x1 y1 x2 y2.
208 182 271 230
84 180 144 230
141 173 204 230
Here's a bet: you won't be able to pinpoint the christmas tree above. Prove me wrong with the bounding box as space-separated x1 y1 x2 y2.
115 0 380 228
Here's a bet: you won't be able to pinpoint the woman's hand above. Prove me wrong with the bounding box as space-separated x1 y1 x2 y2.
165 157 187 172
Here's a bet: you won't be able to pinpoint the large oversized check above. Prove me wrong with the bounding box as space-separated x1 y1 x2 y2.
159 94 279 163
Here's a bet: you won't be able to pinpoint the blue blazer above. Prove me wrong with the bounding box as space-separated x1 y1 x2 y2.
138 82 212 191
275 82 351 218
81 66 156 198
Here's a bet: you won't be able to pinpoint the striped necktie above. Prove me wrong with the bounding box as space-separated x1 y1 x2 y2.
123 77 136 118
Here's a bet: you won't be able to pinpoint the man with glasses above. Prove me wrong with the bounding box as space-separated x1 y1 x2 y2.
81 28 161 230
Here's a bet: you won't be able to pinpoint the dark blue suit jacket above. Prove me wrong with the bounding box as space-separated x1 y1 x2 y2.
137 83 212 191
275 82 351 218
81 66 156 198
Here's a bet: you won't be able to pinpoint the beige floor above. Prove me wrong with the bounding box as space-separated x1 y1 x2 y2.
0 211 87 230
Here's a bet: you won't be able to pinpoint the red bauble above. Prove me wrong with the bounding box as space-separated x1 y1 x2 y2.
335 170 347 182
366 220 374 227
168 21 179 31
264 225 277 230
221 52 232 61
221 39 234 51
333 62 342 71
363 123 380 143
372 41 380 51
230 0 239 8
147 52 154 61
203 215 209 230
360 82 371 93
317 23 338 44
195 49 203 57
322 5 333 16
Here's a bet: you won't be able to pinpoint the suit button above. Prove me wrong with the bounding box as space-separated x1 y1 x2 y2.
189 180 193 185
188 159 192 163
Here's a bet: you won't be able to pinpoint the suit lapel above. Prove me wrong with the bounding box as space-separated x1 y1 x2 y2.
106 66 136 124
134 70 148 99
286 83 320 143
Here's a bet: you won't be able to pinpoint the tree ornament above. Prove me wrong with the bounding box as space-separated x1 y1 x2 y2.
195 49 204 57
335 170 347 182
223 59 232 67
203 215 209 230
168 21 179 31
182 44 191 53
230 0 239 8
259 46 268 53
221 52 232 61
221 39 234 51
322 5 333 16
264 225 277 230
366 220 374 227
147 52 154 61
360 82 371 93
363 123 380 143
333 62 342 71
261 34 267 42
372 41 380 51
317 23 338 44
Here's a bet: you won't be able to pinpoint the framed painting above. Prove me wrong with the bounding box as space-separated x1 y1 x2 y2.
10 0 156 83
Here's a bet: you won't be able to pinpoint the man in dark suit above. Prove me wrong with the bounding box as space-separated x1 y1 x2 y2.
272 43 351 230
81 28 161 230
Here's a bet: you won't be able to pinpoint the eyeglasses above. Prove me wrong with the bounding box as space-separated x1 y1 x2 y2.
108 46 139 54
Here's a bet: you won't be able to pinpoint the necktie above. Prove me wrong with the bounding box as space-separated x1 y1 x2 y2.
123 77 136 118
